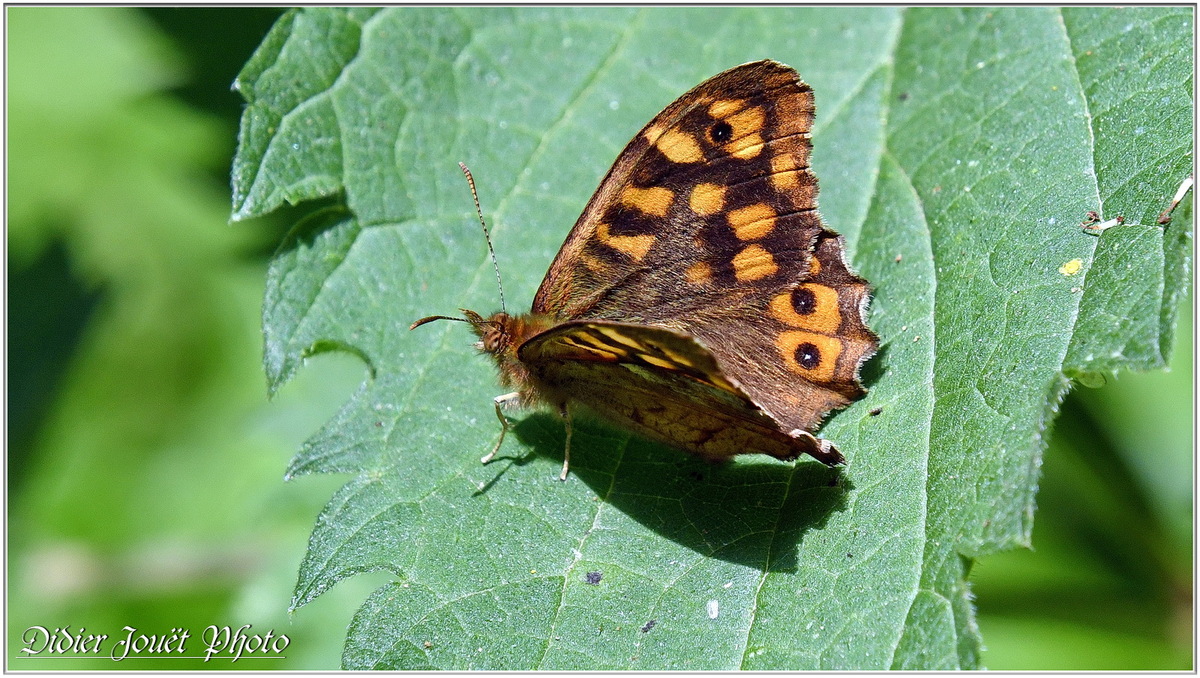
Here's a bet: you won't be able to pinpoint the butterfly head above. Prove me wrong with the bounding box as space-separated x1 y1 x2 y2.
410 308 547 395
470 311 512 354
409 308 520 355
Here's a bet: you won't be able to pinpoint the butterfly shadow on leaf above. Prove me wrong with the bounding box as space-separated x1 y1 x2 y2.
504 412 852 573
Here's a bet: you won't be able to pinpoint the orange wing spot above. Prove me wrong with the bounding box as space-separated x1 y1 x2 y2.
770 154 801 192
732 244 778 281
689 183 726 216
730 133 764 159
641 122 667 145
621 185 674 217
581 253 610 273
728 106 766 136
727 203 776 240
769 284 841 333
685 261 713 285
656 128 704 163
716 106 766 160
708 98 746 119
597 223 655 261
807 253 821 276
776 330 842 382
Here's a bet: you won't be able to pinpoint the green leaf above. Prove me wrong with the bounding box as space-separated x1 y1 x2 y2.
233 7 1193 670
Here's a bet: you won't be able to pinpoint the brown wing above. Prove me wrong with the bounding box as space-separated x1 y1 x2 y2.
686 231 877 433
532 60 818 320
518 321 844 465
531 59 877 438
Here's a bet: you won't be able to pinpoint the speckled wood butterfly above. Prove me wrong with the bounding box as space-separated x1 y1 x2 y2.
413 60 878 480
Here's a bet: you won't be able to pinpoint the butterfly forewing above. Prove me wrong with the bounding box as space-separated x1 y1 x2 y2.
532 60 820 320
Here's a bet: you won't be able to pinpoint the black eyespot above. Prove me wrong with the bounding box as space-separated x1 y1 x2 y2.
710 121 733 143
795 342 821 369
791 287 817 315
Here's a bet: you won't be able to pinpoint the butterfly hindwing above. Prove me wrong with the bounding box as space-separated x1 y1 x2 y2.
517 320 738 393
518 321 842 464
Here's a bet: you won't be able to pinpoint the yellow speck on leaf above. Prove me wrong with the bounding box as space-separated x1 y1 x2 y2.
1059 258 1083 276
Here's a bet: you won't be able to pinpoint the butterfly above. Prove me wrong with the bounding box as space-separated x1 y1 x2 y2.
412 60 878 480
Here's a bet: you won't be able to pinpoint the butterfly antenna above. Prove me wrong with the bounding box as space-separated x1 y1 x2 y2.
409 315 471 330
459 162 506 315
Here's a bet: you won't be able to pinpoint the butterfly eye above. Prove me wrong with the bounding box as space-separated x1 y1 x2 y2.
709 121 733 143
479 327 506 354
795 342 822 370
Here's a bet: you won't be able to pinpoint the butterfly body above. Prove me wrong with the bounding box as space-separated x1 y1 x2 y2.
416 60 878 478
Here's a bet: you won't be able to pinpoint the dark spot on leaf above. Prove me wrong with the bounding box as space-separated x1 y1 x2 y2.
640 619 657 633
898 92 910 101
584 571 602 585
869 407 883 416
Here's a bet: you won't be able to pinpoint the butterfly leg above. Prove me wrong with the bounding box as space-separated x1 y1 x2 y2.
483 392 520 464
558 404 573 481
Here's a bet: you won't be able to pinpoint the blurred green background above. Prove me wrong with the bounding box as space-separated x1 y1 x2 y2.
7 7 1192 670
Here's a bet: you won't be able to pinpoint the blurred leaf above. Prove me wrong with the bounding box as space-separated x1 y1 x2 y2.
1080 283 1194 545
980 616 1191 670
7 242 100 476
7 7 365 670
9 6 261 542
234 7 1192 670
974 290 1192 670
7 8 227 271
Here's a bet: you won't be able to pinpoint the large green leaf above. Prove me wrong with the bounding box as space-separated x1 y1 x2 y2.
232 7 1192 669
